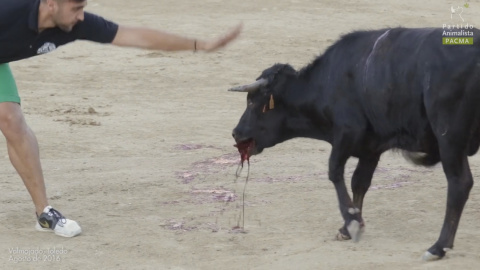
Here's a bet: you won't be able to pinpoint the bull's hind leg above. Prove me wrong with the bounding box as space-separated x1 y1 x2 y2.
338 154 380 240
423 142 473 261
328 131 365 242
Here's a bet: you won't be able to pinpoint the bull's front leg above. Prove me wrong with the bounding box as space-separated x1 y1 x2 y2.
328 134 365 242
337 154 380 240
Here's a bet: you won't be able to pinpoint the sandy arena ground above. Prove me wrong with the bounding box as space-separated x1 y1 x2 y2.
1 0 480 269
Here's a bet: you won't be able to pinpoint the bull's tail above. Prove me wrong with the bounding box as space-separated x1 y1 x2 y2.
402 151 440 167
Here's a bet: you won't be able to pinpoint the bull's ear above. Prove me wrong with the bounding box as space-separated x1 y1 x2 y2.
228 78 268 93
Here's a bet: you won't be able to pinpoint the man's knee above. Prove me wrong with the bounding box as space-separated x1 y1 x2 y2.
0 102 28 137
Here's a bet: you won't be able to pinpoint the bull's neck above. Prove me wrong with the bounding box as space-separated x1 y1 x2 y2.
281 75 333 144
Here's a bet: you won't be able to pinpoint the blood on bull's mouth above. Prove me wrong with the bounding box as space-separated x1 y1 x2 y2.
233 138 255 233
234 138 255 165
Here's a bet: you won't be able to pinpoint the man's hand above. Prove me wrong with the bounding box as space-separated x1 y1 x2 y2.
112 23 242 52
196 24 243 52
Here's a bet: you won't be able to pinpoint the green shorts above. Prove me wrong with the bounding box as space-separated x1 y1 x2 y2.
0 63 21 104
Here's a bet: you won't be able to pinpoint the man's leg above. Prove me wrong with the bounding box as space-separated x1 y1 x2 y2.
0 63 81 237
0 102 48 215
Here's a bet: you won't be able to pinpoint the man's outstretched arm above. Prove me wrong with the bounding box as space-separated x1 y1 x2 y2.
111 23 242 52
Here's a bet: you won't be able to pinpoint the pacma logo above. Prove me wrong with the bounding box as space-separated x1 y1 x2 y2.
37 42 57 55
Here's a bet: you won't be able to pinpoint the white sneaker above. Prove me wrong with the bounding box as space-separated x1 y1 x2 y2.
35 206 82 237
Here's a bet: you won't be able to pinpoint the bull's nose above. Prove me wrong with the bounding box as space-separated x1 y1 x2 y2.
232 129 239 140
232 128 245 142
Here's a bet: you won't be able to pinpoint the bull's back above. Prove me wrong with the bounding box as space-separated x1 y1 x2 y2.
323 27 480 150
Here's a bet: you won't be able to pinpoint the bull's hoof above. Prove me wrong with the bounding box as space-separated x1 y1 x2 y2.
347 220 364 242
335 220 364 242
336 231 351 241
422 244 449 261
422 251 441 261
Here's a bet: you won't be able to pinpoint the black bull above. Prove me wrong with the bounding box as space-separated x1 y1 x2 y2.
229 27 480 260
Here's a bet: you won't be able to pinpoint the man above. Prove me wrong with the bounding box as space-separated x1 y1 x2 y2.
0 0 242 237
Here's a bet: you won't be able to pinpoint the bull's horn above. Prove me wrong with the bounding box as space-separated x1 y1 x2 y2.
228 78 268 93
